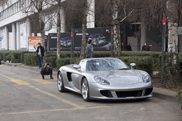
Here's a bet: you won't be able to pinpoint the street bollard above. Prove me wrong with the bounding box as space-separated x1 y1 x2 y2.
0 58 1 65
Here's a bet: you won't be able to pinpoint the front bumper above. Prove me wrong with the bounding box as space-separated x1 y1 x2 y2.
89 83 153 100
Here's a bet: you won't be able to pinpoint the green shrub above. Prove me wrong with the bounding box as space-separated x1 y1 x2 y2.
11 51 22 63
179 53 182 74
24 53 38 66
2 51 11 62
56 57 81 70
24 53 32 65
178 90 182 109
44 54 57 68
20 51 29 63
118 56 153 75
55 56 152 74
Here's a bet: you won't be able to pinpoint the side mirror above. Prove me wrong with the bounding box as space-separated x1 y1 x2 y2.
73 65 81 69
130 63 136 69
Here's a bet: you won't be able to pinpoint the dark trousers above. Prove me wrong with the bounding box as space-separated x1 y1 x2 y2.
37 55 43 68
40 70 53 78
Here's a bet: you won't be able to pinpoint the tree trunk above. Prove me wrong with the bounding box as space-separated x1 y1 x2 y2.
168 21 178 64
80 0 88 59
57 0 61 59
39 11 45 49
164 0 181 87
111 0 121 57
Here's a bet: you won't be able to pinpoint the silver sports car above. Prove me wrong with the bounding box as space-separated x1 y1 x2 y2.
57 58 153 101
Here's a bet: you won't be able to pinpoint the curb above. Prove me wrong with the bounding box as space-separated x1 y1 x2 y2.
1 61 178 102
153 92 178 102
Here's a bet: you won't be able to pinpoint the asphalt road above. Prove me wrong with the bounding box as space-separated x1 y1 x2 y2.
0 64 181 121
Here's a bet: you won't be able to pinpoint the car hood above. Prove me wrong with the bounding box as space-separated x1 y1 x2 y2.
89 70 147 85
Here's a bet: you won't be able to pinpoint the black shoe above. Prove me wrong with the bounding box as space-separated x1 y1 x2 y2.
50 77 54 79
42 76 44 79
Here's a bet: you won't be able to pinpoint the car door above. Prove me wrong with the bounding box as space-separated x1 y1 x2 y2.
71 60 86 90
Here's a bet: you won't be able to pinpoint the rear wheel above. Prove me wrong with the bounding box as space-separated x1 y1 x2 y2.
81 78 90 101
57 72 66 92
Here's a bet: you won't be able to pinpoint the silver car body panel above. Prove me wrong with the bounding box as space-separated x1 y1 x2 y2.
58 58 153 100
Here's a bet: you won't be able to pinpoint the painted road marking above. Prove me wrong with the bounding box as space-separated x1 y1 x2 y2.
0 74 30 85
27 85 84 109
11 79 30 85
0 65 5 67
0 73 13 80
32 79 53 84
0 106 108 116
0 73 84 109
54 78 57 81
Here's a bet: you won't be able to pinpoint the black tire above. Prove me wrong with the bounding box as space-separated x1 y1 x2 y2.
57 72 66 92
81 78 90 101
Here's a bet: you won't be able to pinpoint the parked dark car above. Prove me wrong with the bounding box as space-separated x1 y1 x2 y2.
60 37 71 47
88 33 106 46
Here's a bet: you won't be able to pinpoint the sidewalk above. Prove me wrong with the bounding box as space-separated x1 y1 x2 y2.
1 61 179 102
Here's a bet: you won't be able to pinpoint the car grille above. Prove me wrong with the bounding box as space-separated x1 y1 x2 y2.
100 89 152 98
116 90 142 98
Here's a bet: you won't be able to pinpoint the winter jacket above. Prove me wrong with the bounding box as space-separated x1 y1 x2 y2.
86 44 93 58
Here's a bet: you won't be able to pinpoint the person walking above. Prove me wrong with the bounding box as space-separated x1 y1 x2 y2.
86 40 94 58
142 42 147 51
40 60 53 79
147 43 152 51
36 43 45 69
126 43 132 51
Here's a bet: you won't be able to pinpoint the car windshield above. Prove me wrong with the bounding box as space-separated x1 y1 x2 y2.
86 59 129 71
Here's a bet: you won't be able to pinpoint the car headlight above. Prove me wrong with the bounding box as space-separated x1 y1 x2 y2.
94 76 110 85
143 74 151 83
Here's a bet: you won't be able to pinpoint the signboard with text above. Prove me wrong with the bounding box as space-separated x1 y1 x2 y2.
28 36 41 52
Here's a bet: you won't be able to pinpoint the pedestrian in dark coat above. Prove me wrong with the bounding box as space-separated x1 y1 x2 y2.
40 60 53 79
126 43 132 51
86 40 94 58
142 42 147 51
147 44 153 51
36 43 45 69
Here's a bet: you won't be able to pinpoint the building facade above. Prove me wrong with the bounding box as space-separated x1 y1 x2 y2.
0 0 181 52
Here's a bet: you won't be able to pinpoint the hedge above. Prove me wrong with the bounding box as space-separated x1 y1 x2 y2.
56 57 81 70
178 90 182 109
55 56 153 74
24 53 38 66
0 50 28 63
179 53 182 73
0 50 181 74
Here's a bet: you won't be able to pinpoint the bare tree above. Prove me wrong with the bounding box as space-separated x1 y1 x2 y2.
142 0 182 86
111 0 121 57
56 0 62 59
65 0 89 59
80 0 88 59
21 0 49 49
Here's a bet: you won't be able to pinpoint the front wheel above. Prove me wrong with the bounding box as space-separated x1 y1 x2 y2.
57 72 66 92
81 78 90 101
